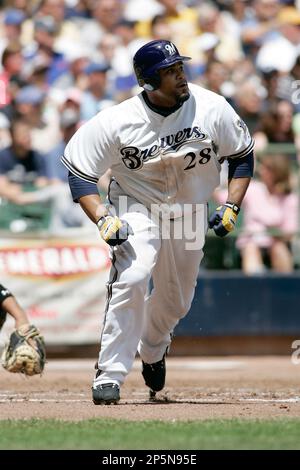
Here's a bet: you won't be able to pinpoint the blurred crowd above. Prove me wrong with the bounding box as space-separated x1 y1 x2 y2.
0 0 300 272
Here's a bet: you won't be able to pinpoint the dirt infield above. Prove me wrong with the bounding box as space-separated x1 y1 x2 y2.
0 356 300 421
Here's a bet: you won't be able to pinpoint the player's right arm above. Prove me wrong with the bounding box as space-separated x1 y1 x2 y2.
78 194 107 223
67 171 107 222
62 109 132 245
68 172 132 246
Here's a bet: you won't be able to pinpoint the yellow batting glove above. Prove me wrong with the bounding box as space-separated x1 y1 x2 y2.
97 216 133 246
208 202 240 237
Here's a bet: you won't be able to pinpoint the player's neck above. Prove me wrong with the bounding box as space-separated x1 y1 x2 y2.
142 91 183 117
146 90 178 108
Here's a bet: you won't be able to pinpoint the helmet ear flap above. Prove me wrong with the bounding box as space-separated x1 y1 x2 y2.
143 73 160 91
143 82 155 91
134 60 161 90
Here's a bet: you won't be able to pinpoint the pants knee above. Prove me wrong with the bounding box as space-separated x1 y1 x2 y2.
177 299 193 319
119 265 151 295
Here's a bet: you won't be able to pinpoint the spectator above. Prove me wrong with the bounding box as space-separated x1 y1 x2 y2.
14 84 46 126
233 77 266 135
7 1 36 16
135 0 199 56
260 68 280 103
14 84 61 152
109 21 146 98
124 0 163 23
241 0 282 58
189 2 245 73
44 107 80 183
230 57 257 88
0 41 24 110
200 60 230 97
36 0 66 25
0 117 50 203
51 42 90 91
61 87 83 114
150 14 172 41
65 0 92 19
80 61 115 121
23 53 50 88
0 8 26 56
255 5 300 73
75 0 124 52
92 0 124 33
236 154 298 274
254 99 296 152
35 0 83 46
98 33 122 72
220 0 252 43
97 31 138 99
24 15 69 87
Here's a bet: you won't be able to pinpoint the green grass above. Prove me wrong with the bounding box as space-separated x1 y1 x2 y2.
0 418 300 450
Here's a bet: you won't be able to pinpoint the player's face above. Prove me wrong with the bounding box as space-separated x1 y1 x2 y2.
158 62 189 106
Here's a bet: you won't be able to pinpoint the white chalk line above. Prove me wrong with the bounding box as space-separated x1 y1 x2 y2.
0 396 299 404
0 399 91 403
44 359 245 371
240 398 300 403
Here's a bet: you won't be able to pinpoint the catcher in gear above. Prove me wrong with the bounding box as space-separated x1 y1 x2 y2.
0 284 46 376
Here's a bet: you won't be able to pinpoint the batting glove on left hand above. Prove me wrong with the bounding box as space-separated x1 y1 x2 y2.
97 215 133 246
208 202 240 237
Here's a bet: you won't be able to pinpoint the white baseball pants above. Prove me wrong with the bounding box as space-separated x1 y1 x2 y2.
95 181 207 386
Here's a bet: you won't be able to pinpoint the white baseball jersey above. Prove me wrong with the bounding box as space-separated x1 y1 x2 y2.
62 83 253 216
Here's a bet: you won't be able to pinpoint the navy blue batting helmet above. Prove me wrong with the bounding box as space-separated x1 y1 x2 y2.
133 40 191 91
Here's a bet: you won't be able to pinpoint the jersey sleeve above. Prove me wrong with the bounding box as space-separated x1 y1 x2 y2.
61 110 118 183
214 98 254 161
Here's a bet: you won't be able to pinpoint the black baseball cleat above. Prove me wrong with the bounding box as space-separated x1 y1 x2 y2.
92 383 120 405
142 354 166 394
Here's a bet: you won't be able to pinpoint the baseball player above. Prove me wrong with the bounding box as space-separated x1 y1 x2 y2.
62 40 254 405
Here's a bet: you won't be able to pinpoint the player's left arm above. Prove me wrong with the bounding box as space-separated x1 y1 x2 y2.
227 176 251 207
209 98 254 237
209 152 253 237
227 151 253 207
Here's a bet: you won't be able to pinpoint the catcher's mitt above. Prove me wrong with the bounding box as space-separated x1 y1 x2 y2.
1 324 46 376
